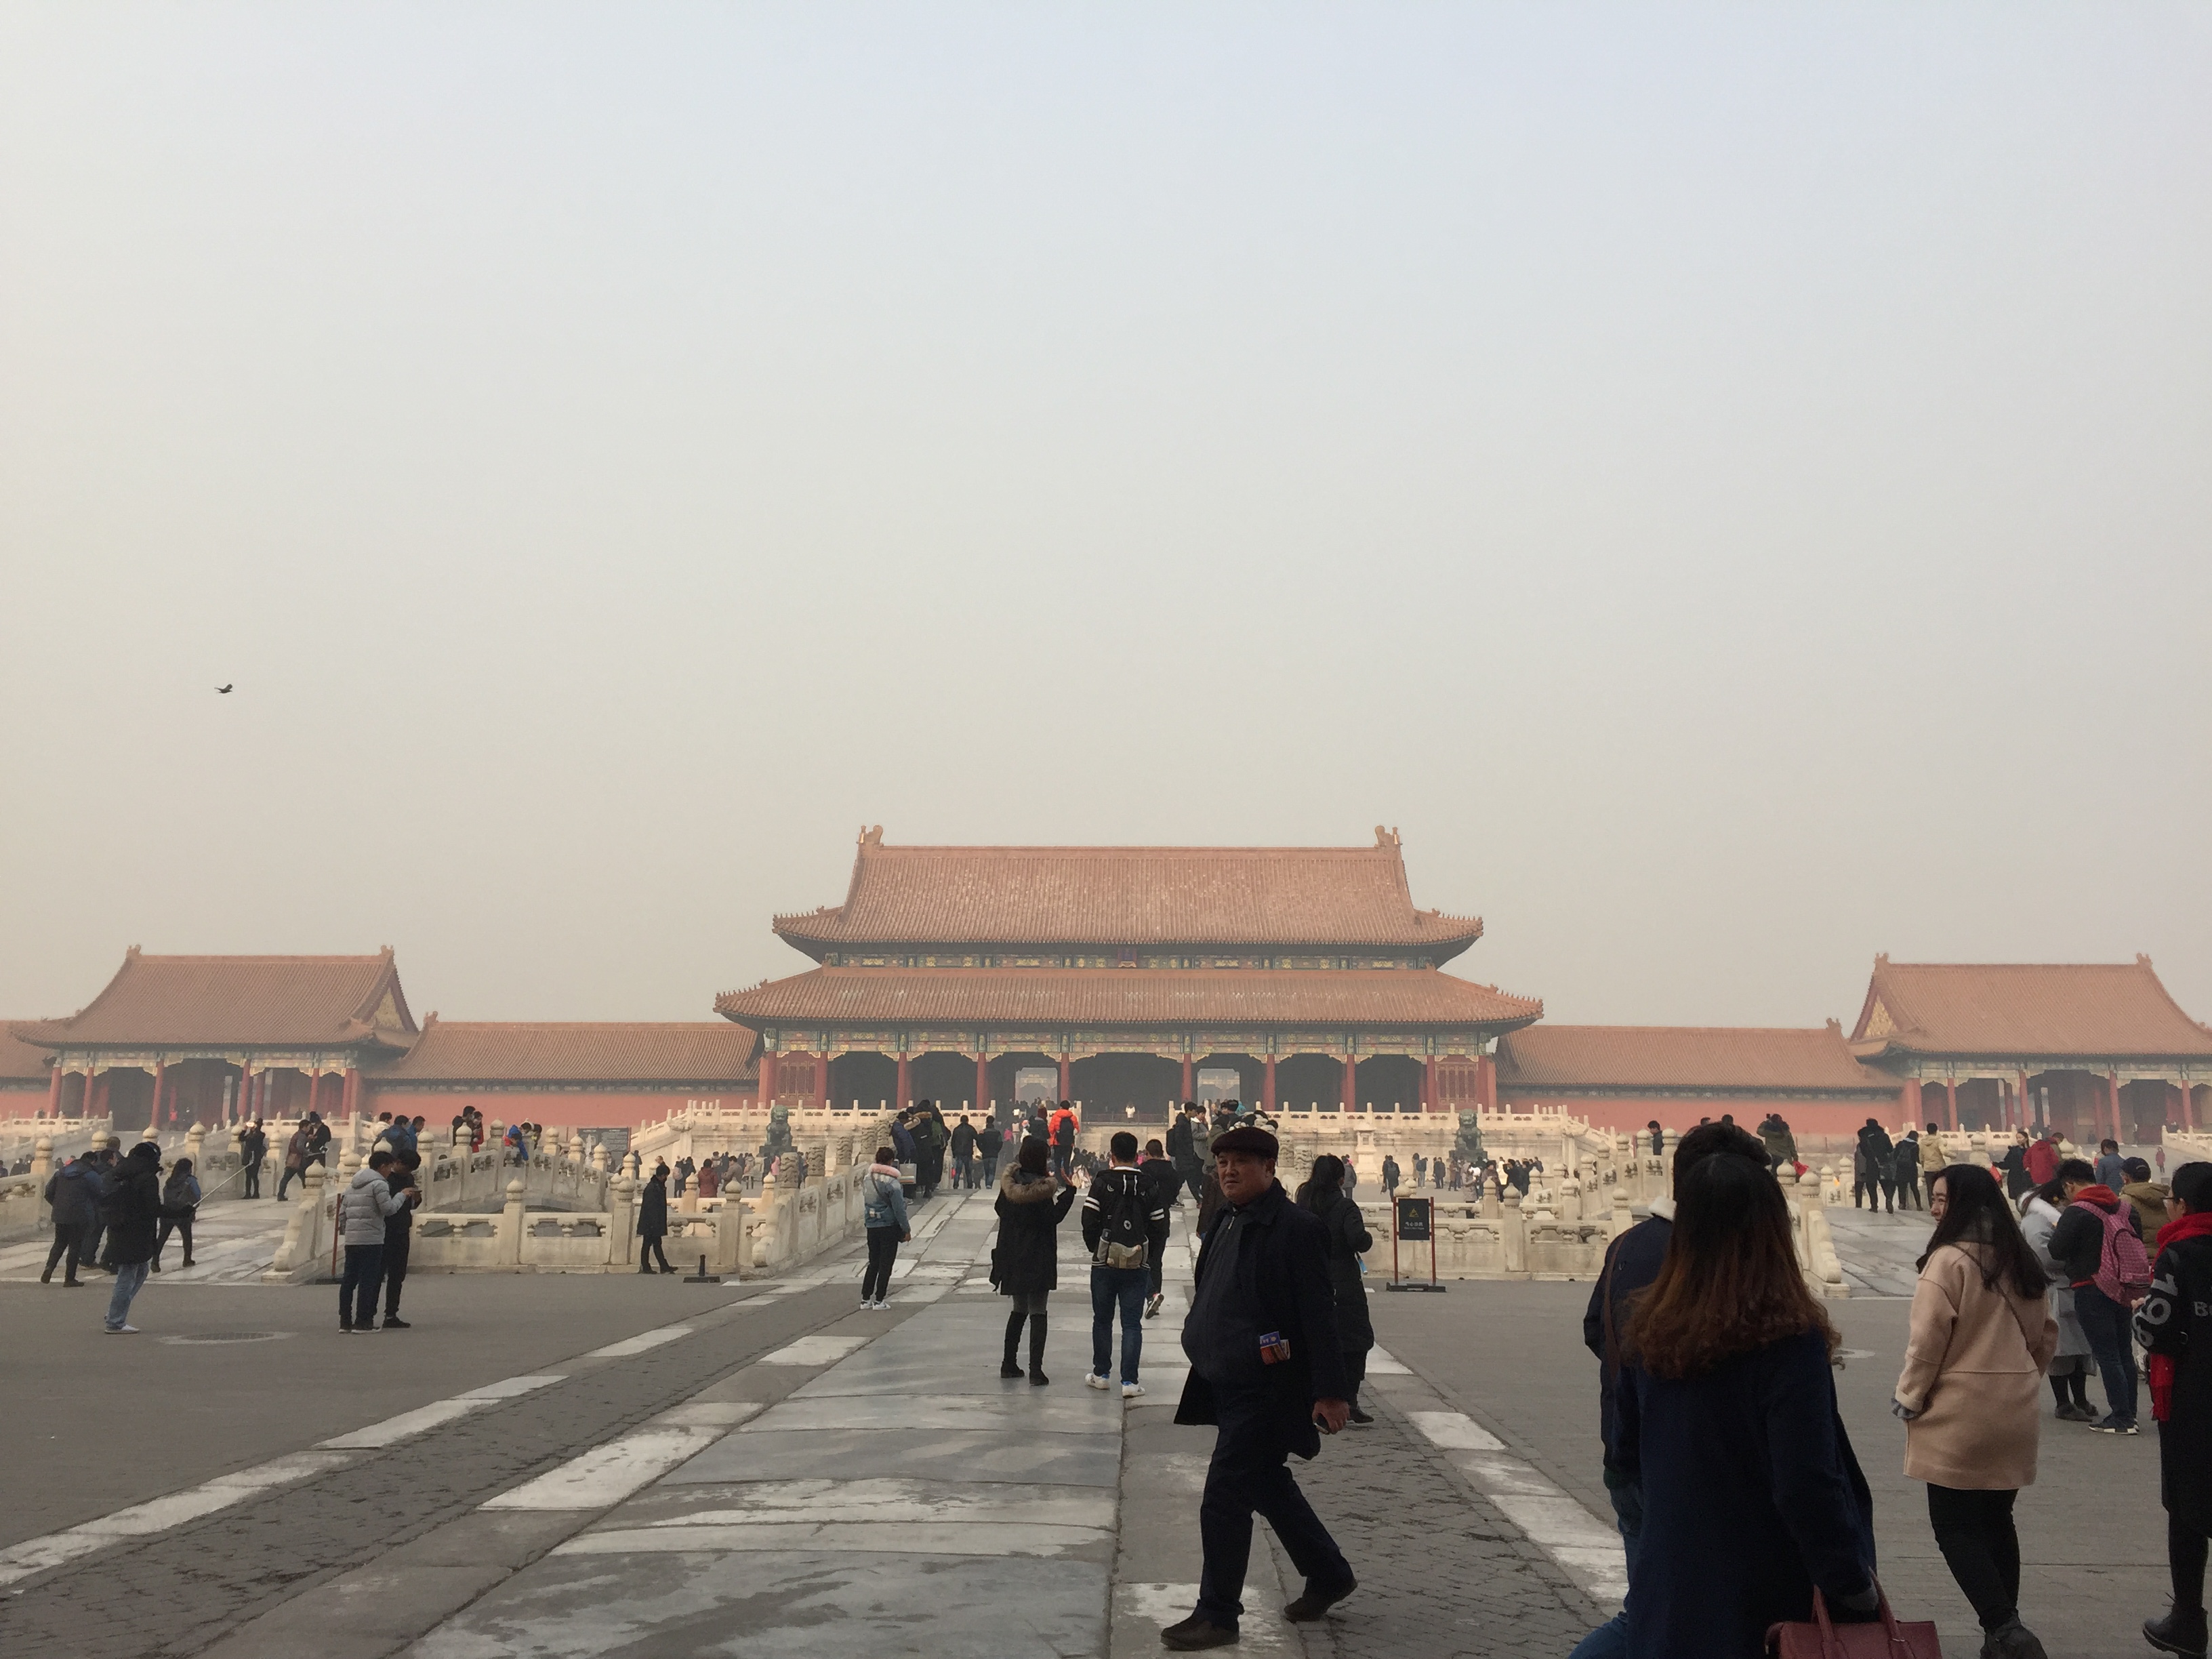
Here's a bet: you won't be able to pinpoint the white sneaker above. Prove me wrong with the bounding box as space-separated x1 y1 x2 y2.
1121 1381 1145 1398
875 1298 891 1309
106 1324 138 1334
1084 1372 1111 1390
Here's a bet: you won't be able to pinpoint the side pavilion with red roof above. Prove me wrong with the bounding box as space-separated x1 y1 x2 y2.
1495 1022 1903 1138
1848 956 2212 1141
714 827 1542 1118
364 1018 759 1132
14 947 418 1130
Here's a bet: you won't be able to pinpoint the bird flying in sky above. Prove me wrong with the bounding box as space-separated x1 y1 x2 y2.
216 684 233 693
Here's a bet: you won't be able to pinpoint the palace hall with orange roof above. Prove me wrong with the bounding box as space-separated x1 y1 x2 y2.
8 830 2208 1145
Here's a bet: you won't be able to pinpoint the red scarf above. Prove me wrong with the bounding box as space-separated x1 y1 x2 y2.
2070 1185 2119 1210
2155 1210 2212 1252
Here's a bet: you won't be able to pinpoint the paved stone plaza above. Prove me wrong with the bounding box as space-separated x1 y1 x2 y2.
0 1187 2179 1658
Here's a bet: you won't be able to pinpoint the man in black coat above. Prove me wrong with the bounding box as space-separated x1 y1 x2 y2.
1166 1124 1353 1651
101 1142 190 1333
239 1119 267 1198
380 1149 424 1328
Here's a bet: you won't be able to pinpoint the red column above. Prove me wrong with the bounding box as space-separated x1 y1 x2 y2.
1342 1050 1358 1111
150 1058 167 1126
2184 1082 2198 1132
343 1066 361 1120
975 1052 989 1114
1942 1079 1958 1132
1475 1052 1498 1111
817 1054 830 1107
1058 1054 1071 1100
1263 1055 1277 1112
1181 1054 1193 1103
45 1057 63 1116
1902 1077 1922 1129
1425 1055 1440 1111
896 1052 910 1110
2108 1072 2124 1143
2017 1069 2032 1132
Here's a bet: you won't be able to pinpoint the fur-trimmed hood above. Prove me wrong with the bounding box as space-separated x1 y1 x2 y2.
998 1164 1060 1205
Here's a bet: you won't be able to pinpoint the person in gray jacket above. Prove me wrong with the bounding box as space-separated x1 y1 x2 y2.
338 1151 411 1333
41 1151 107 1286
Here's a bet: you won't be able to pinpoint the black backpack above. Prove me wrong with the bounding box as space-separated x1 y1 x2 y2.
1097 1172 1149 1269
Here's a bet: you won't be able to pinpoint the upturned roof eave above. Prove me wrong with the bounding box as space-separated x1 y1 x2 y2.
768 916 1488 953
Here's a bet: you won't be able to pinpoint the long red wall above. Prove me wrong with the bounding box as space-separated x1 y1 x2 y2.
1498 1091 1904 1140
364 1089 741 1132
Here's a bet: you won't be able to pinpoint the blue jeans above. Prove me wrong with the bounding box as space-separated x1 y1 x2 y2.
104 1258 150 1330
1089 1264 1149 1385
341 1243 386 1329
2074 1282 2138 1426
1566 1478 1643 1659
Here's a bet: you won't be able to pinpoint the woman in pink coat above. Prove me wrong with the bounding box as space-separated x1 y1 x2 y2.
1894 1164 2059 1659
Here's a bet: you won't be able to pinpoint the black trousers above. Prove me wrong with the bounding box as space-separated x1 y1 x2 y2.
861 1225 901 1301
1342 1348 1368 1409
1896 1168 1923 1210
383 1235 411 1315
152 1214 193 1267
1927 1483 2020 1631
640 1235 672 1272
243 1162 261 1197
43 1223 88 1281
2170 1511 2209 1616
1195 1386 1353 1627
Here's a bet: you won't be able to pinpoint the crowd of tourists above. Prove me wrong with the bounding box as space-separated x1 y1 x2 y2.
1563 1120 2212 1659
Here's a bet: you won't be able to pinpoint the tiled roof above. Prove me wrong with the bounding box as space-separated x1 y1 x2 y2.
0 1024 54 1084
1498 1025 1898 1093
14 949 418 1050
773 828 1484 959
1850 958 2212 1060
375 1020 760 1084
715 966 1542 1031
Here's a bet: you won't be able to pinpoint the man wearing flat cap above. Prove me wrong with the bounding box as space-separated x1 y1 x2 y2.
1162 1122 1355 1650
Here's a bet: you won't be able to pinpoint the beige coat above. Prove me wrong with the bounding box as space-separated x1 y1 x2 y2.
1895 1242 2058 1490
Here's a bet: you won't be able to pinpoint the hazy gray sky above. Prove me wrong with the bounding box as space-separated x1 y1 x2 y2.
5 4 2207 1035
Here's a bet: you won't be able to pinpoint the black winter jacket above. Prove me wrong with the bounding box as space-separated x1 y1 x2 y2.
636 1176 670 1239
2136 1227 2212 1532
994 1166 1076 1294
1081 1166 1170 1265
102 1152 186 1265
1175 1181 1349 1458
47 1158 106 1228
1309 1191 1374 1351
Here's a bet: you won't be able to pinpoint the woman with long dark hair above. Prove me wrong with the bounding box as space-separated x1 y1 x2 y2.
1616 1154 1877 1658
1297 1155 1376 1426
1895 1164 2057 1658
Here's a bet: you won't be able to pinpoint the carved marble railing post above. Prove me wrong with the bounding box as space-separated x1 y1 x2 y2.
1501 1186 1528 1276
1610 1185 1633 1240
500 1178 527 1269
32 1136 54 1227
607 1172 638 1268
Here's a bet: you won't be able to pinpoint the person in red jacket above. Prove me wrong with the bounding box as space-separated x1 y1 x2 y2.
2026 1128 2063 1189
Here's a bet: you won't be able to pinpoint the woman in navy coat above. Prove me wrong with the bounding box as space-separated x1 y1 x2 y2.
1616 1155 1880 1658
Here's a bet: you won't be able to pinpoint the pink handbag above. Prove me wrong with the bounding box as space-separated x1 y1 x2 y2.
1765 1586 1942 1658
